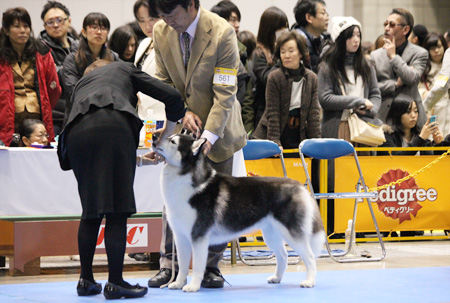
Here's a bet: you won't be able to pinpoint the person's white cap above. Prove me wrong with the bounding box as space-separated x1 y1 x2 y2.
331 16 362 41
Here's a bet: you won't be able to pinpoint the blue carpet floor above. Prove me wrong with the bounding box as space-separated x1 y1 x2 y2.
1 267 449 303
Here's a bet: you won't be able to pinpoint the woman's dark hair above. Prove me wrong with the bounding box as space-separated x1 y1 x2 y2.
148 0 199 18
133 0 149 20
75 12 113 72
0 7 49 65
237 30 256 61
320 25 372 86
386 95 420 137
108 25 138 62
19 119 45 144
256 7 289 54
274 30 309 67
421 32 448 84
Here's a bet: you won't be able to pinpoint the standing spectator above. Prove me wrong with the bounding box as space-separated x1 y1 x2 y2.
147 0 247 289
133 0 164 121
318 16 381 142
408 24 428 47
252 6 289 130
423 46 450 137
292 0 329 73
108 25 138 63
39 1 78 135
62 12 119 124
444 29 450 48
253 30 321 148
370 8 428 125
0 7 61 147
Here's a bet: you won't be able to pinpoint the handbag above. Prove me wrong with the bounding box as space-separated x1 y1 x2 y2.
348 111 386 146
339 81 385 146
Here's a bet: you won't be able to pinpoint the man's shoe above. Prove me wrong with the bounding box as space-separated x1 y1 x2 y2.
148 268 177 288
103 282 147 300
201 268 224 288
76 278 102 296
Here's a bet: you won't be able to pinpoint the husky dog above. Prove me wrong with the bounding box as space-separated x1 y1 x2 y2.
153 134 326 292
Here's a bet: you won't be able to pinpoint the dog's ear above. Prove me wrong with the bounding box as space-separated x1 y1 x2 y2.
192 138 207 156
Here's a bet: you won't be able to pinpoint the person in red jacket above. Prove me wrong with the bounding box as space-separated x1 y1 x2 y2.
0 7 61 147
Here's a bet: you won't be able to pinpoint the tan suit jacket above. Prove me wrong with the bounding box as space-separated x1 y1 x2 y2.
153 7 247 162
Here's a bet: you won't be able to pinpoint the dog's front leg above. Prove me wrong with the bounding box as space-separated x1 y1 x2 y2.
182 237 209 292
168 234 190 290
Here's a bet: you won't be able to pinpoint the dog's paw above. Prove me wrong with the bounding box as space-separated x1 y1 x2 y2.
168 280 185 290
299 279 315 288
267 275 281 284
182 283 200 292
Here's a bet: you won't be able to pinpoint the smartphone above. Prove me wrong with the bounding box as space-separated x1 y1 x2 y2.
430 115 436 123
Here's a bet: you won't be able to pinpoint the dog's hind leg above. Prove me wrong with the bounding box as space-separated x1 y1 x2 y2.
285 236 317 288
182 237 209 292
261 226 287 284
168 234 190 290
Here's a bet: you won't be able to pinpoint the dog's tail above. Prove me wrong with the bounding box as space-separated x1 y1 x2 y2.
310 229 326 258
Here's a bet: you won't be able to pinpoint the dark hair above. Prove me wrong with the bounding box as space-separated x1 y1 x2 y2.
108 25 138 62
274 30 309 67
386 95 421 137
134 0 149 20
421 33 448 84
0 7 49 65
391 8 414 39
320 25 372 86
256 7 289 54
210 0 240 22
75 12 113 72
293 0 326 28
237 30 256 61
411 24 428 46
19 119 45 143
148 0 199 18
40 1 70 20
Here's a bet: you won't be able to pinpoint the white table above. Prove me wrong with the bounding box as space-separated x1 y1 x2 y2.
0 148 164 217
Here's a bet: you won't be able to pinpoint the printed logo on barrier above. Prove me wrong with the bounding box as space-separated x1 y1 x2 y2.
369 169 437 223
96 224 148 248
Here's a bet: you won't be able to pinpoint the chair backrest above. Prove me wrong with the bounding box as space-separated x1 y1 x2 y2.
243 140 282 160
299 139 355 160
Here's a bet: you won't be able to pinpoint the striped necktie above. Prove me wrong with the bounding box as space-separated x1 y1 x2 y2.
183 32 190 70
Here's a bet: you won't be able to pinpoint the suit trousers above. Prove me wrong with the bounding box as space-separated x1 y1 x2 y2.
159 155 234 270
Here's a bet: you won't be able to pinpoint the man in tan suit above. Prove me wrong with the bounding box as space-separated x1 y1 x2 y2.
147 0 247 289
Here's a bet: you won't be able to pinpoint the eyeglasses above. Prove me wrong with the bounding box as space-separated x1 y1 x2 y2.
87 24 108 32
383 21 406 28
44 17 68 27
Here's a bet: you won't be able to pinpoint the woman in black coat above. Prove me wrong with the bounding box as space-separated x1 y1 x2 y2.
58 60 185 299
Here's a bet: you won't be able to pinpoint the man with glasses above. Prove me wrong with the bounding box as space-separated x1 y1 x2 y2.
292 0 330 73
370 8 428 124
39 1 78 135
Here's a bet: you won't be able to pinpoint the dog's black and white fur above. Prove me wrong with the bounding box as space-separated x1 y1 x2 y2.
154 134 325 292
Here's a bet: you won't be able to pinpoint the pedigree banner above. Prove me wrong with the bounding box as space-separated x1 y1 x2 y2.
245 157 310 181
334 156 450 233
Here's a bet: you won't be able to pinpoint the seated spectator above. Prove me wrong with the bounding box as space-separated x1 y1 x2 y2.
39 1 79 136
253 30 321 149
380 94 443 155
108 25 138 62
0 7 61 147
19 119 49 147
62 12 119 125
420 33 449 137
253 7 289 129
408 24 428 46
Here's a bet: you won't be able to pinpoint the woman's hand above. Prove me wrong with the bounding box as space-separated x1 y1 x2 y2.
420 116 441 141
433 129 444 144
137 152 165 166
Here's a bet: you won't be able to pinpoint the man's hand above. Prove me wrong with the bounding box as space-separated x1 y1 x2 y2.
383 35 396 59
182 111 203 134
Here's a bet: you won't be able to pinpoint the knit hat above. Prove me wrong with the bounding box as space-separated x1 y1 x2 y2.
331 16 362 41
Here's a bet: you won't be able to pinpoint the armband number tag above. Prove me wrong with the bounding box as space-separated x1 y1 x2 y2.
434 75 449 88
213 67 237 86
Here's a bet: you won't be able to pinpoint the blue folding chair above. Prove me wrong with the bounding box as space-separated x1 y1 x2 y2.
229 140 299 265
299 139 386 262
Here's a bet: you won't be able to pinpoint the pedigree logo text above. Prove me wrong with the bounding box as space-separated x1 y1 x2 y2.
96 224 148 248
369 169 437 223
